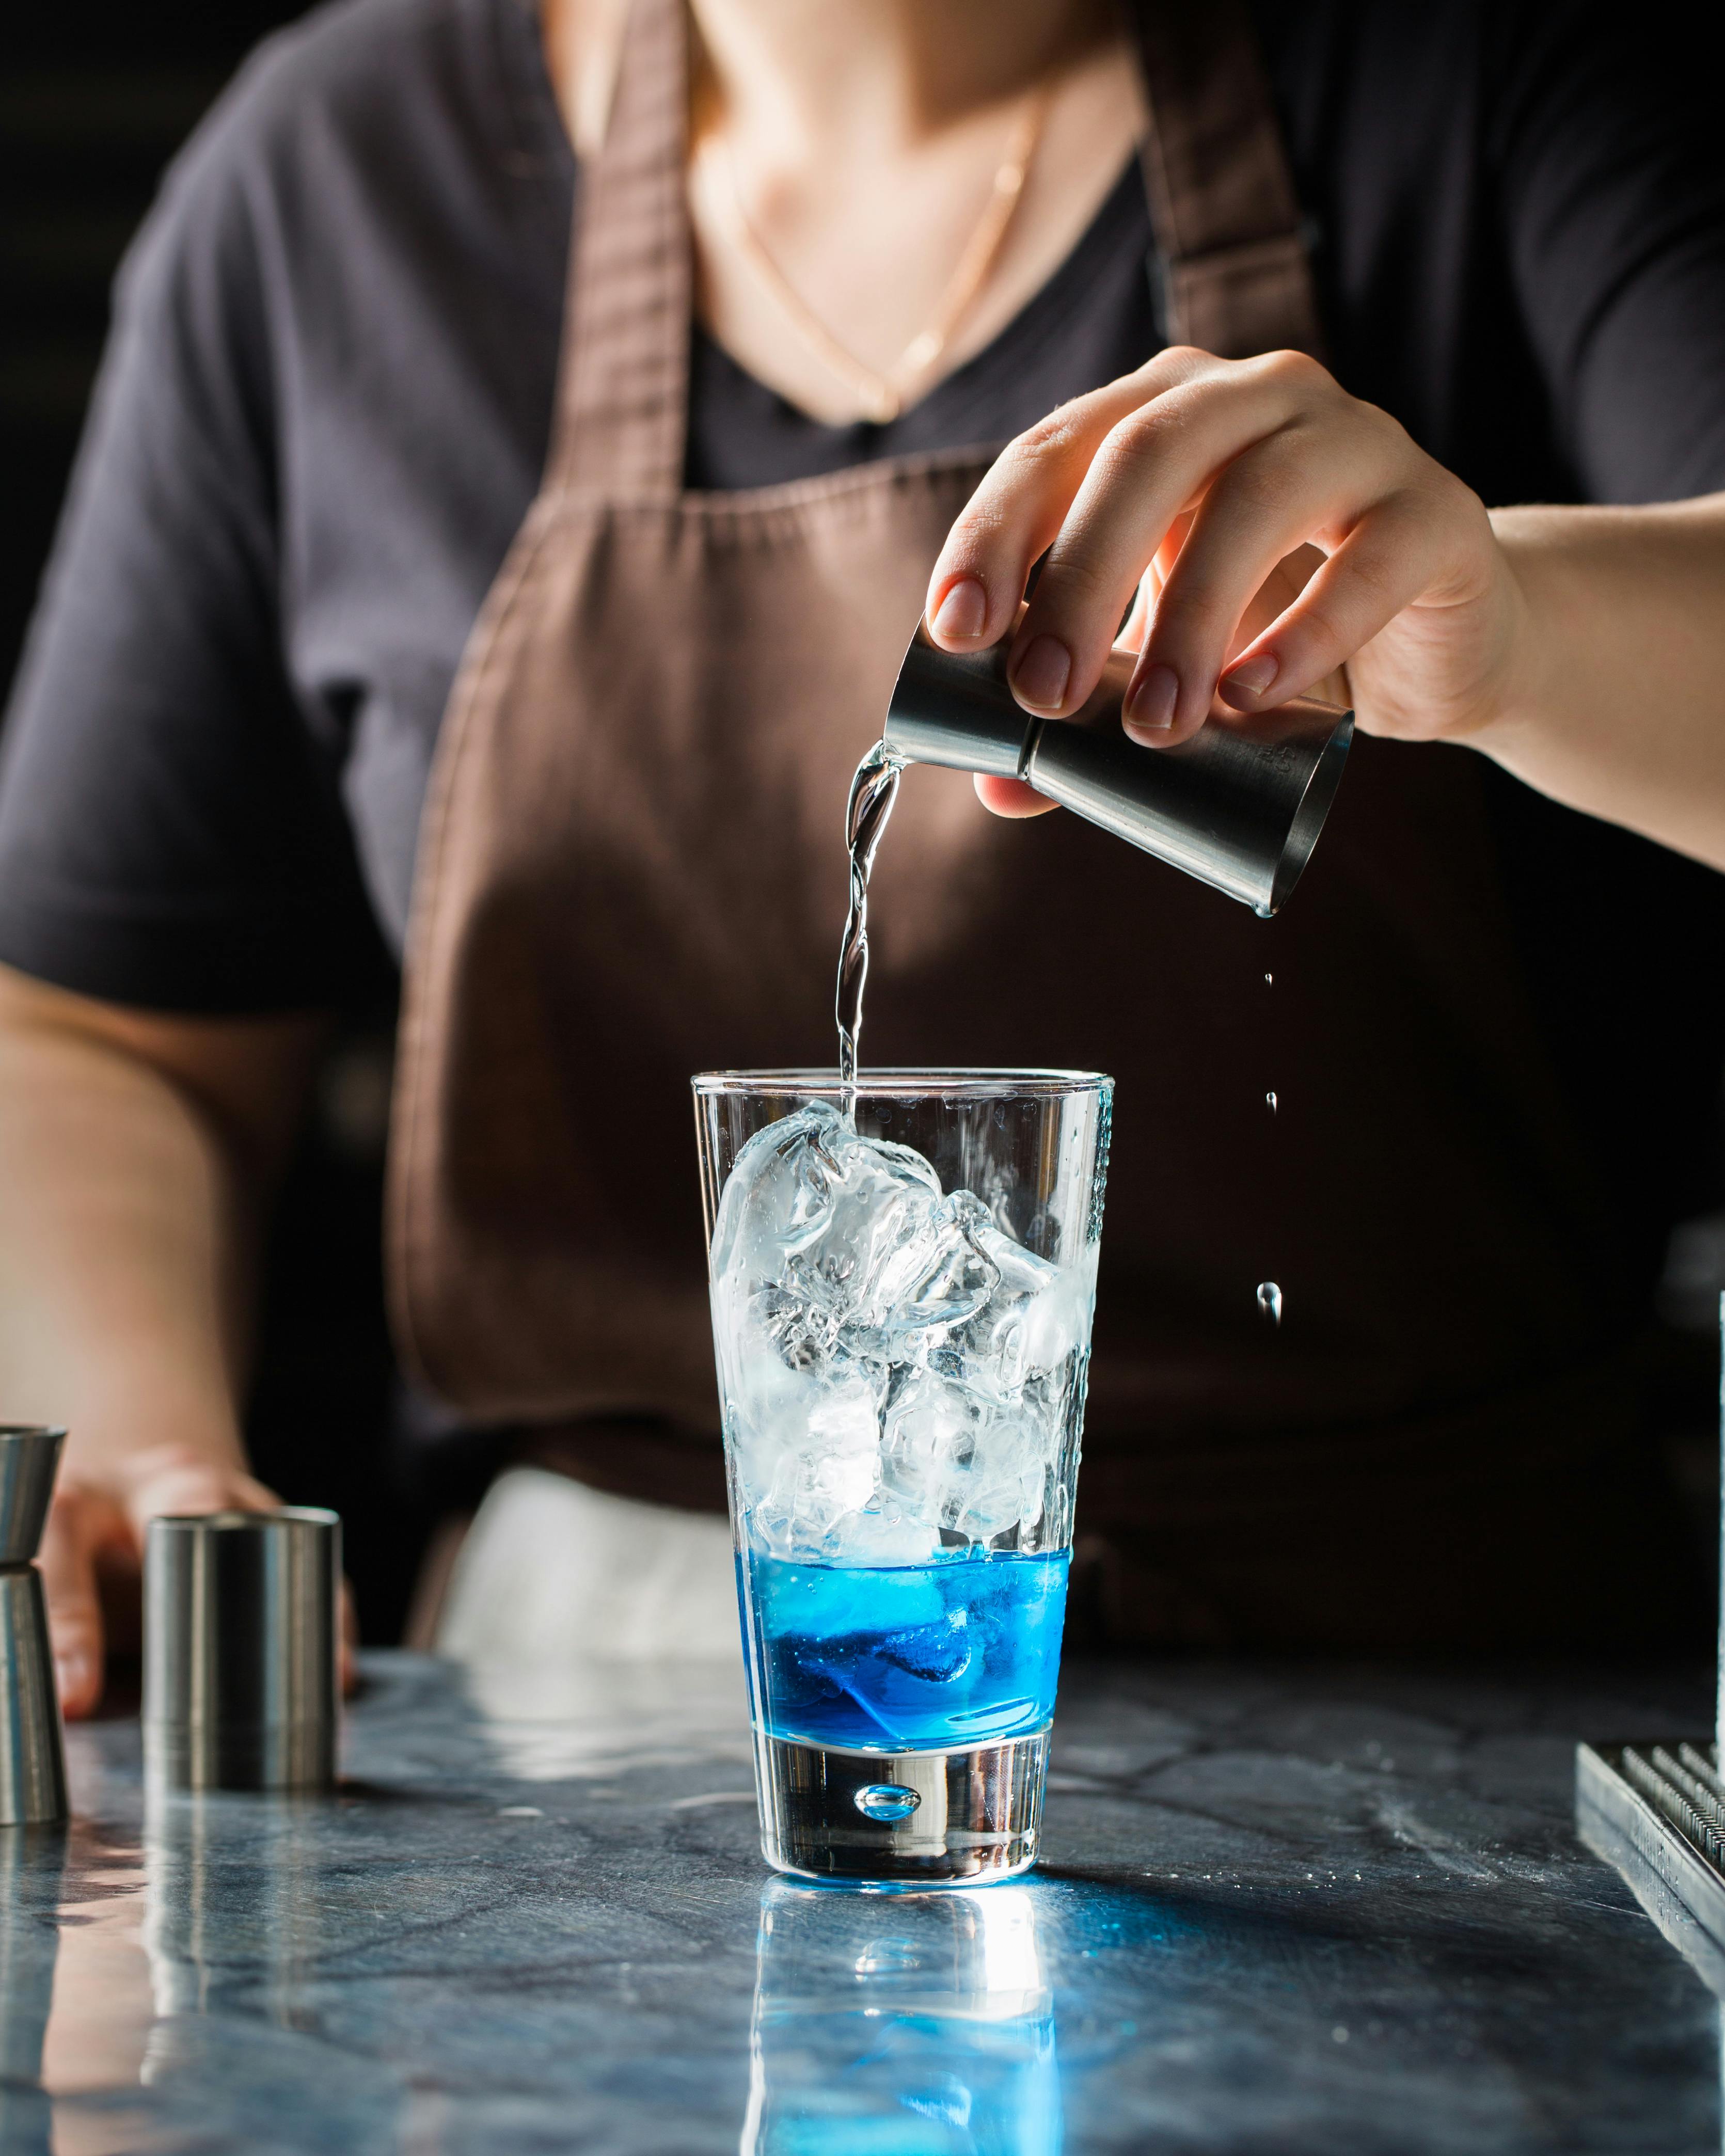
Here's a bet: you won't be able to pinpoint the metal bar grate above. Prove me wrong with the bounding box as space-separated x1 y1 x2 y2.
1576 1737 1725 1989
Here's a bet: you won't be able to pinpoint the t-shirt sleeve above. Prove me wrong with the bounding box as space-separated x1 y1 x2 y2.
1490 6 1725 504
0 83 384 1013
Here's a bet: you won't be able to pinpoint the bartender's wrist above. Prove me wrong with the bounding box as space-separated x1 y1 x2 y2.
1466 508 1592 758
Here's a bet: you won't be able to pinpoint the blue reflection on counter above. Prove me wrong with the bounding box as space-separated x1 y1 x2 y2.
743 1880 1061 2154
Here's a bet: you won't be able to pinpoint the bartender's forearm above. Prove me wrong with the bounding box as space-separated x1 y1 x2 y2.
0 965 324 1708
0 1014 249 1467
1478 496 1725 871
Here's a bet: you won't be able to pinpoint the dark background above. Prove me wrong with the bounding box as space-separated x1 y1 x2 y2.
5 3 1722 1643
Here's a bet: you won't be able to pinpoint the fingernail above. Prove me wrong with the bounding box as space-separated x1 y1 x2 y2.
1124 663 1179 735
1009 635 1071 712
930 576 987 643
55 1654 87 1704
1222 652 1279 702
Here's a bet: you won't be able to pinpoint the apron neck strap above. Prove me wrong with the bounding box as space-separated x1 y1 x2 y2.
1123 0 1325 359
547 0 1322 493
549 0 691 495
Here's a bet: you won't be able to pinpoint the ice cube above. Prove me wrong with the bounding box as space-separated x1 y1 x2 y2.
712 1100 940 1319
877 1365 1047 1542
927 1220 1049 1406
1019 1258 1094 1377
852 1190 1000 1358
878 1605 972 1683
712 1101 1094 1563
949 1446 1050 1543
880 1367 977 1514
968 1213 1062 1301
741 1369 882 1560
817 1506 938 1567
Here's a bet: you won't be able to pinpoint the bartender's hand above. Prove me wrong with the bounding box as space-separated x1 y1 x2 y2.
924 344 1522 816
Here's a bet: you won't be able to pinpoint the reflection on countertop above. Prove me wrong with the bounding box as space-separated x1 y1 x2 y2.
0 1650 1718 2154
745 1881 1058 2154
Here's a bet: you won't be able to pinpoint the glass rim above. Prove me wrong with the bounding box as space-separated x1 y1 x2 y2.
690 1066 1112 1099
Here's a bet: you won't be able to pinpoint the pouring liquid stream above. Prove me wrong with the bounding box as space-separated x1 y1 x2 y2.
838 736 1286 1323
835 740 905 1114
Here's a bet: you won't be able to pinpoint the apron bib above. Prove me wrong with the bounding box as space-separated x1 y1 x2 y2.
387 0 1698 1650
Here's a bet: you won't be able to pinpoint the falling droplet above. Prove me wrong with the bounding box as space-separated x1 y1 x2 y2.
1263 972 1273 985
1257 1281 1283 1325
1265 1090 1277 1113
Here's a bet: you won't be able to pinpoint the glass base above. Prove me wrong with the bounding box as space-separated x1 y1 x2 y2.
753 1726 1049 1887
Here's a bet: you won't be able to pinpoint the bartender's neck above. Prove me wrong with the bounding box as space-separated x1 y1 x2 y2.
544 0 1117 159
689 0 1117 153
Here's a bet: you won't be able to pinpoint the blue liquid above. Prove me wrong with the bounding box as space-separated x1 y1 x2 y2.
741 1549 1069 1751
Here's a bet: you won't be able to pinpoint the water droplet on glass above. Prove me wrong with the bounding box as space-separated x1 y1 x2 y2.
854 1782 922 1822
1265 1090 1277 1113
1257 1281 1283 1325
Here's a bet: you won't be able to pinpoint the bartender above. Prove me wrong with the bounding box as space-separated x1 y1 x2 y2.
2 0 1723 1714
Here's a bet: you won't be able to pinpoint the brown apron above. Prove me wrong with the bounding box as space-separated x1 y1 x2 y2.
387 0 1699 1651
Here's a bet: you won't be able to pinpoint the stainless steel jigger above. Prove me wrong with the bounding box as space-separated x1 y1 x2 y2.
144 1508 339 1791
0 1426 69 1827
884 605 1355 914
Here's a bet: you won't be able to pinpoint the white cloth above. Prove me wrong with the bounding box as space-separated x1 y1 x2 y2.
436 1467 742 1667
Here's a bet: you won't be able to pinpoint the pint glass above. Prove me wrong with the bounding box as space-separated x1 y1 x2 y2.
693 1070 1111 1885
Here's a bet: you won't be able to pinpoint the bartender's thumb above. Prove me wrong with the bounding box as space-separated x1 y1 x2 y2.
39 1482 121 1720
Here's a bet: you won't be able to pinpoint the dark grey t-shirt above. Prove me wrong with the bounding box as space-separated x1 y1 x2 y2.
4 0 1725 1021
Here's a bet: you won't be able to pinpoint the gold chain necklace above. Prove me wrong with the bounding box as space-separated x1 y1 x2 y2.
697 92 1051 425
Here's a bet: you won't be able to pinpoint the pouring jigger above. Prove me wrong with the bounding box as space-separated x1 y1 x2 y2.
0 1426 69 1827
884 603 1355 915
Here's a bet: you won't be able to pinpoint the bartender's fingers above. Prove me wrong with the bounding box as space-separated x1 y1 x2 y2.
116 1444 279 1541
1118 424 1445 742
1214 481 1496 721
970 564 1165 819
1014 355 1403 731
927 350 1326 714
974 772 1056 816
925 347 1217 649
39 1482 125 1718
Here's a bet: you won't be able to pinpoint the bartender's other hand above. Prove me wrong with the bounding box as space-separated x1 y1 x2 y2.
924 345 1521 815
40 1444 358 1717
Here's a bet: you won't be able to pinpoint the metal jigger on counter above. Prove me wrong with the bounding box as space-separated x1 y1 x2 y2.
1577 1296 1725 1993
144 1508 340 1792
884 604 1355 915
0 1426 69 1828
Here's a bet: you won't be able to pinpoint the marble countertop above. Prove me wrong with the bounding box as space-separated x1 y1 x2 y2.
2 1650 1719 2154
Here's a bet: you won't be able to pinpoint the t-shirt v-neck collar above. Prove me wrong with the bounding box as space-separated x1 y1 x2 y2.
689 150 1151 450
490 0 1156 481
